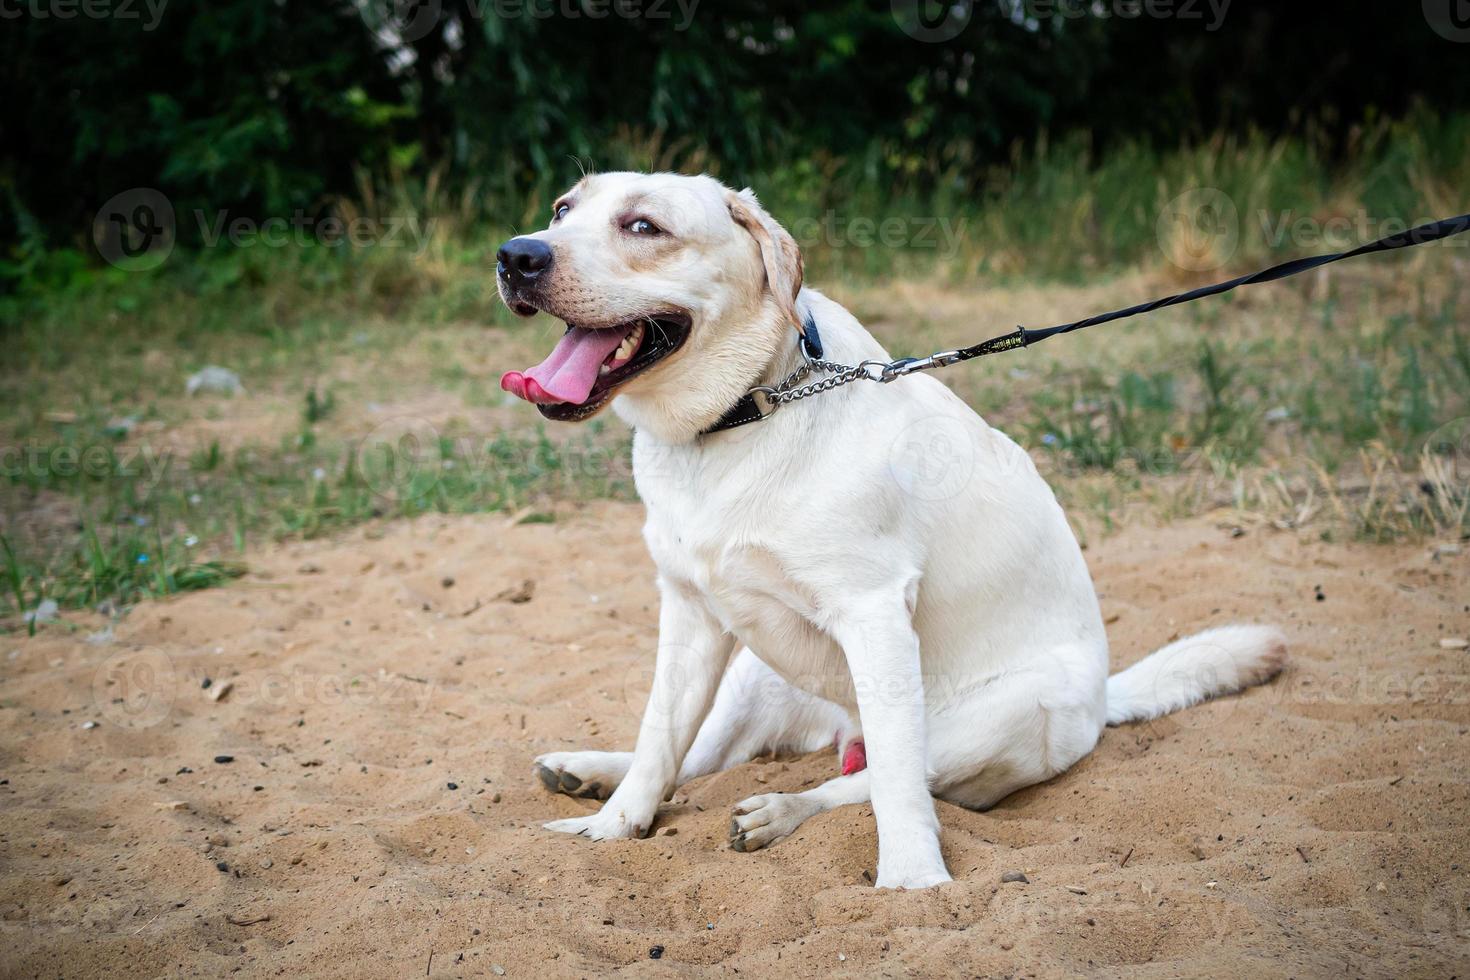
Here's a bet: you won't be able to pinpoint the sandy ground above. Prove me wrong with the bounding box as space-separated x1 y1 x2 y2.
1 502 1468 978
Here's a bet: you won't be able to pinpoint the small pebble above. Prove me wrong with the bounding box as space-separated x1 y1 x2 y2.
1439 637 1468 650
214 755 234 764
82 721 97 730
202 678 212 689
447 782 459 791
215 861 229 872
491 967 505 977
441 577 456 589
259 858 273 869
1001 870 1029 884
649 946 664 960
1066 885 1087 895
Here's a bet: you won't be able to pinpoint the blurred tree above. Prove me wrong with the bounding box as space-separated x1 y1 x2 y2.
1 0 1466 256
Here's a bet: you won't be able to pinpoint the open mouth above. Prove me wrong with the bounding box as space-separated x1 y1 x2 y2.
499 314 692 421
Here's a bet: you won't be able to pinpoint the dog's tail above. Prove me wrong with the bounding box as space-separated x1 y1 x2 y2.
1105 624 1286 726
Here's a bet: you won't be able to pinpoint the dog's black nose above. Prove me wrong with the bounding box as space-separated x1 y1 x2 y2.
497 237 553 286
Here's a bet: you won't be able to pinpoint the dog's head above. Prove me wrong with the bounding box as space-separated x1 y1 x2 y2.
497 172 803 439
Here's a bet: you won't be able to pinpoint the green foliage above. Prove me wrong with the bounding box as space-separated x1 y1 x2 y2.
4 4 1469 262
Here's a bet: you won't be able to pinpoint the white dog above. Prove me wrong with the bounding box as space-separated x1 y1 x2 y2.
496 172 1285 889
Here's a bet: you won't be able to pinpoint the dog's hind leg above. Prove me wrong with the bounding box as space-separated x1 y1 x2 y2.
535 647 850 800
728 648 1109 852
926 650 1107 811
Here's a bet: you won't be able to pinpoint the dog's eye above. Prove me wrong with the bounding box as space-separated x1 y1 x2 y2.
553 203 571 222
625 218 660 236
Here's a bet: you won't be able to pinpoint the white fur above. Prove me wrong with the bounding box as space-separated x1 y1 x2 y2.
513 173 1287 889
1104 624 1288 725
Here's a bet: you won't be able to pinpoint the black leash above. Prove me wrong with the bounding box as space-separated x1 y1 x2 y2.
703 212 1470 436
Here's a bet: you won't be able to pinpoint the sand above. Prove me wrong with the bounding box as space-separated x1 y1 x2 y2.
2 502 1468 978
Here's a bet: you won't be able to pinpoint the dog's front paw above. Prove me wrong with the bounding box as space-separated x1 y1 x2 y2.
728 793 819 852
543 807 649 841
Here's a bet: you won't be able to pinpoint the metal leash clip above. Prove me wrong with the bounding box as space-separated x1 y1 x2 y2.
875 350 964 381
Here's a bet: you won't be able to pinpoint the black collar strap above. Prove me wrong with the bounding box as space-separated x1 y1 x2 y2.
701 315 823 436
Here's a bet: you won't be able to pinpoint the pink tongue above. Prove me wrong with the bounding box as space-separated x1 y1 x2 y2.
500 327 631 405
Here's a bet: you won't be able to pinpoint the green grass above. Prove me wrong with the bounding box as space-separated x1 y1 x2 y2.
2 109 1468 625
0 411 634 623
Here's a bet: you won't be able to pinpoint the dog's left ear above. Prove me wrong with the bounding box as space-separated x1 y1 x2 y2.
727 188 805 335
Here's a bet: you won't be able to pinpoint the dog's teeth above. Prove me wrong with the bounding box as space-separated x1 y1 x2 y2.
613 324 644 363
598 364 611 376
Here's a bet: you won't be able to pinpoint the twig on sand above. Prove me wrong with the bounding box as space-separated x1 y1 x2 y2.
227 912 272 926
132 909 165 935
1120 847 1134 868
